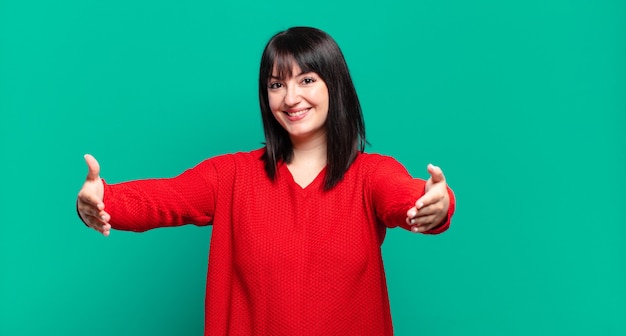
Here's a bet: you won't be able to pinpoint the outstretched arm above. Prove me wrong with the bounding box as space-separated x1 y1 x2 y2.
370 157 455 234
76 154 217 234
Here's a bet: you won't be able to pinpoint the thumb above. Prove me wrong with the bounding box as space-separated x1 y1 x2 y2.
84 154 101 181
427 163 445 184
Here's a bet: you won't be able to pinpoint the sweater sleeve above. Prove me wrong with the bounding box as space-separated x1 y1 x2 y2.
103 159 218 232
369 155 454 234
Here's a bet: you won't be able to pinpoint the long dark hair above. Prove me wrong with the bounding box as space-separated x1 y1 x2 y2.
258 27 366 190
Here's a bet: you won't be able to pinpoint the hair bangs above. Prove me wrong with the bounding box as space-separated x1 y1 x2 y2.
266 43 317 81
270 51 295 80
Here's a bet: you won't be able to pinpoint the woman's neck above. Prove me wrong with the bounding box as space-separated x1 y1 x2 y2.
289 132 327 167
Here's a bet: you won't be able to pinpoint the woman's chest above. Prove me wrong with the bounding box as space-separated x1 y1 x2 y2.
225 176 383 277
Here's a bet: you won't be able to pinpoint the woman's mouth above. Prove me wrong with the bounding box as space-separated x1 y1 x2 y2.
285 108 311 119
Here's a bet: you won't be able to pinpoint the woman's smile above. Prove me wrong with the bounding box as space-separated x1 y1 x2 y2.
285 107 311 119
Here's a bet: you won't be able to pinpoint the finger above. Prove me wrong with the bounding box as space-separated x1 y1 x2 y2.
406 206 418 219
411 203 443 218
86 217 111 236
427 164 445 184
86 209 110 222
407 196 444 219
83 214 108 229
77 206 102 221
415 189 444 210
101 223 111 236
410 219 439 233
410 222 437 233
77 199 107 216
84 154 101 181
407 214 437 227
410 223 437 233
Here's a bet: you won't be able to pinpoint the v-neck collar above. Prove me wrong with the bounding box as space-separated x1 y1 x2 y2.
280 163 327 195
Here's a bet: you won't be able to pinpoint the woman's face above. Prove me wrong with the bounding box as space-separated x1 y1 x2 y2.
267 63 329 144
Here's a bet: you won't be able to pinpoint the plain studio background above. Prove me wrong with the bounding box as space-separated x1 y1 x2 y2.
1 0 624 335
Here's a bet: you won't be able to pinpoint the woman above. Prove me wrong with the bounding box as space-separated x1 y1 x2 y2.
77 27 455 335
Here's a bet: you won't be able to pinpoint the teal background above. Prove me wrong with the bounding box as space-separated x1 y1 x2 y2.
1 0 624 335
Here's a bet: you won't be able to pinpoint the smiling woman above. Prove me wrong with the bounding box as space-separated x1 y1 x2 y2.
259 27 364 190
76 27 455 335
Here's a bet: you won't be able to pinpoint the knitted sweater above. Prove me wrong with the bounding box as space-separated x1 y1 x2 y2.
104 148 455 335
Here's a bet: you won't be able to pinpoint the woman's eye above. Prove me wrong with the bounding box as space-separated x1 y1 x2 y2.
268 82 282 89
302 77 316 85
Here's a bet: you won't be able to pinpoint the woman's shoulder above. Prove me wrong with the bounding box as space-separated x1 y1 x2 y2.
195 147 265 170
217 147 265 161
181 148 265 182
356 151 401 165
353 152 409 174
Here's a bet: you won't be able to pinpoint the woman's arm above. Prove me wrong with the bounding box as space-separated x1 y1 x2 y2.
369 156 455 234
76 154 217 235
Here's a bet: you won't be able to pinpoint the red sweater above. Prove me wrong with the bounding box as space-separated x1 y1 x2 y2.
104 149 455 335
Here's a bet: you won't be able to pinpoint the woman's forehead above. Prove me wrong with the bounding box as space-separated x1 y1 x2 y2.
270 53 313 79
271 62 301 77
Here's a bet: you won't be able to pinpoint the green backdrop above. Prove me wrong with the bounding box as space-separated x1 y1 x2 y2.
1 0 624 335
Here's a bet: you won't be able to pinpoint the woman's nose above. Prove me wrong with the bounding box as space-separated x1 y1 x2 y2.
284 85 301 106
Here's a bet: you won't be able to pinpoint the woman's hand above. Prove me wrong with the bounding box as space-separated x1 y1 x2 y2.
77 154 111 236
406 164 450 233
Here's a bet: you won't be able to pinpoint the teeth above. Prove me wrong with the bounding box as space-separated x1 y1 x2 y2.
287 108 310 117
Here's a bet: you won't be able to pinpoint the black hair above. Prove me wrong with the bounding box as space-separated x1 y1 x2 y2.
258 27 366 190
